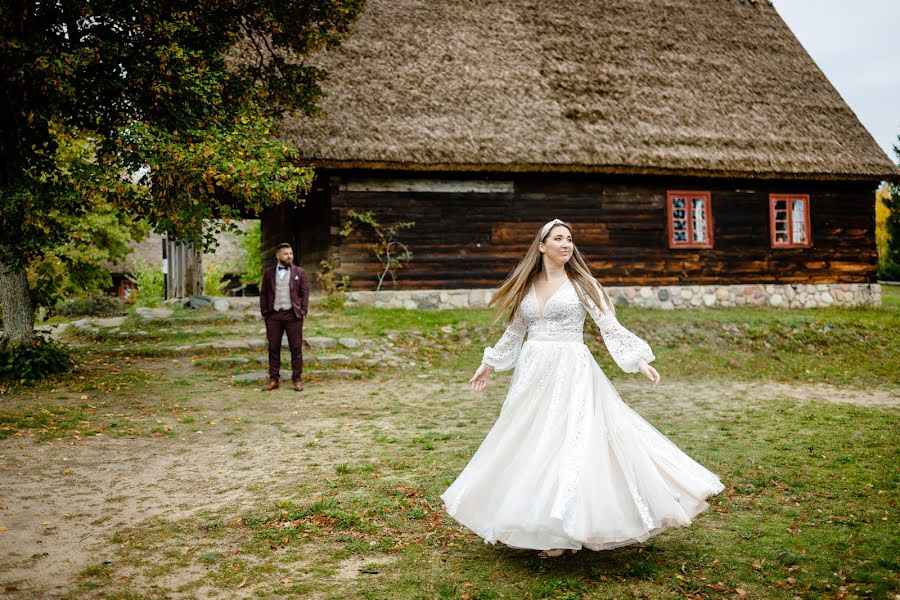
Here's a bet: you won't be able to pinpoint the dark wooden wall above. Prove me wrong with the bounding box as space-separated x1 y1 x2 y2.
299 171 878 289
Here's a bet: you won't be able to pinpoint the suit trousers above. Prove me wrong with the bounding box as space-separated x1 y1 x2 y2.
265 310 303 382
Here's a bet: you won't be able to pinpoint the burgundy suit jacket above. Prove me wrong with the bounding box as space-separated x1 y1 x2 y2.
259 264 309 320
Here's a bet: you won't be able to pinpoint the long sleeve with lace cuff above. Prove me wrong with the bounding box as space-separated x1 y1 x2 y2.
584 287 655 373
482 311 527 372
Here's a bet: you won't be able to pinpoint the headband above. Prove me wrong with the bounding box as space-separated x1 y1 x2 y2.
540 218 566 239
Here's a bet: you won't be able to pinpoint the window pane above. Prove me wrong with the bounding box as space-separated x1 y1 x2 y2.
775 231 788 243
673 198 685 208
775 211 787 221
673 220 686 231
791 200 806 243
673 209 685 220
775 200 787 210
775 221 786 231
674 231 687 241
691 198 707 242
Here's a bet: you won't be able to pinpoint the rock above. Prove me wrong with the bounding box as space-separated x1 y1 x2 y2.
213 299 230 312
702 293 716 307
189 295 214 309
305 336 337 349
222 339 266 350
715 288 730 301
71 318 100 335
315 354 351 364
136 306 173 320
440 325 454 334
93 316 127 328
820 292 834 305
338 337 361 348
770 293 783 307
306 369 364 377
657 288 670 301
218 357 250 365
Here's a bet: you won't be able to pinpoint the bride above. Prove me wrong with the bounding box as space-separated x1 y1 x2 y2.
440 219 725 558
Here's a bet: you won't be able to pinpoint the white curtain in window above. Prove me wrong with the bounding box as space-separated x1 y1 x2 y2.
691 198 707 242
791 200 806 243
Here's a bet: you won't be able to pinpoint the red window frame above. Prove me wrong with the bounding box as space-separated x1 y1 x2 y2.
769 194 811 248
667 190 713 249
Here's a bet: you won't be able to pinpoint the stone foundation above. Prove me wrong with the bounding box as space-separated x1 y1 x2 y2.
346 283 881 310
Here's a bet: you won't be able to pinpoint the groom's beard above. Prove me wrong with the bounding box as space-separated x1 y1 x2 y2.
278 259 292 268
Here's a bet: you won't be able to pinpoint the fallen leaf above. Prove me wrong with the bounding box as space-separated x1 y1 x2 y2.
236 578 247 588
735 589 747 596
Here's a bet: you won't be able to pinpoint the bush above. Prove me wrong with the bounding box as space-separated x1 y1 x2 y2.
238 220 262 287
203 259 229 296
128 254 165 306
0 336 73 382
55 294 124 317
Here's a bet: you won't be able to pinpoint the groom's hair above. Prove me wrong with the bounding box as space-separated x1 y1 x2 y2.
275 243 292 251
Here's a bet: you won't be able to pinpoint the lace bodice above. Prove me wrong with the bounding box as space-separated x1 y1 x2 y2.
482 279 655 373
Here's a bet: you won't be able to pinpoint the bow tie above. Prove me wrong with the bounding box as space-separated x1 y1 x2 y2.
277 266 290 271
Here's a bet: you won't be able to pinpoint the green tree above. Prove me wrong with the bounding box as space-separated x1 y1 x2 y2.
29 199 149 312
882 137 900 281
1 0 364 342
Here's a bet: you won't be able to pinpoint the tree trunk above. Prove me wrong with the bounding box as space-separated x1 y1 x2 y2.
0 257 35 343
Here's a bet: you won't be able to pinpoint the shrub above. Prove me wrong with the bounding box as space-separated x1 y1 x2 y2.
55 294 124 317
203 259 230 296
0 336 73 382
238 220 262 288
127 254 165 306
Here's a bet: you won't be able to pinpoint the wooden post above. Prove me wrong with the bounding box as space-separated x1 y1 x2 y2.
164 239 204 299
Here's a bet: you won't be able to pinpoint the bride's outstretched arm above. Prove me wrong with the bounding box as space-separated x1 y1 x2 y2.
584 283 659 385
470 309 527 391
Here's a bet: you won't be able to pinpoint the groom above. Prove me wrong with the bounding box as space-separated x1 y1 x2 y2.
259 243 309 392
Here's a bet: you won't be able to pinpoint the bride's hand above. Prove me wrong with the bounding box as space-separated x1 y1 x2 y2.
639 363 660 388
470 363 490 392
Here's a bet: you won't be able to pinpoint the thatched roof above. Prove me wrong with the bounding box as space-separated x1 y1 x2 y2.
279 0 899 181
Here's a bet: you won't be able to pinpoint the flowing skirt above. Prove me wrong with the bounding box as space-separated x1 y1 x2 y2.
440 338 725 551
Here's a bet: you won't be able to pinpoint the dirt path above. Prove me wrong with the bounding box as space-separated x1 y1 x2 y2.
0 374 896 597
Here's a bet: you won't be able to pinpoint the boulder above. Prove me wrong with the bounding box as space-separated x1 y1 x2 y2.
135 306 174 320
305 336 337 349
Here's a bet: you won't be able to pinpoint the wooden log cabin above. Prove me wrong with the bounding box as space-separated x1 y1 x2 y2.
264 0 899 308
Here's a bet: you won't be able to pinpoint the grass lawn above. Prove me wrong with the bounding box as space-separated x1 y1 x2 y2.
0 288 897 598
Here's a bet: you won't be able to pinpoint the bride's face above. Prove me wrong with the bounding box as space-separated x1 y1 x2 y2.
540 225 573 266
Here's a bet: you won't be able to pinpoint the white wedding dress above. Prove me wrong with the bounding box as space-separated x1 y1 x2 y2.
440 279 724 551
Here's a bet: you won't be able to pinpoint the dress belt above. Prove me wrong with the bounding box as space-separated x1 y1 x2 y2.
527 331 584 343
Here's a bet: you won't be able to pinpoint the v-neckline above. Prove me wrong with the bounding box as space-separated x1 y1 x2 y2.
532 278 570 319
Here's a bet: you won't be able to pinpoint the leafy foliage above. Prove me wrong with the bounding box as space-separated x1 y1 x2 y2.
0 0 365 339
127 255 165 307
237 221 263 288
203 259 230 297
27 198 149 311
55 295 124 318
0 336 73 382
340 210 415 292
878 138 900 280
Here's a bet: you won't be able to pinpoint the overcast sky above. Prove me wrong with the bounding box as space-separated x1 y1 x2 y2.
769 0 899 163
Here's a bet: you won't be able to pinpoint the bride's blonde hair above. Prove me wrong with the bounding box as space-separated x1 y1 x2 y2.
490 219 614 324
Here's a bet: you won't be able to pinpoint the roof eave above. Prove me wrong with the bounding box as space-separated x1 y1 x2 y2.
305 159 900 183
